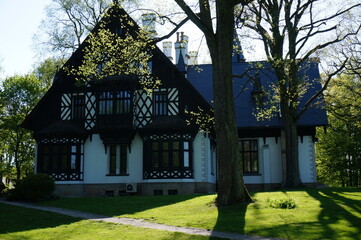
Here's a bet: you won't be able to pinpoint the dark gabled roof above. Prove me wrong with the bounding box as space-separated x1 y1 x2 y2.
187 60 328 128
21 3 212 133
37 120 87 135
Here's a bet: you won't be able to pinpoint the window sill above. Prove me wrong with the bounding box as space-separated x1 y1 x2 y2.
106 173 129 177
243 173 262 176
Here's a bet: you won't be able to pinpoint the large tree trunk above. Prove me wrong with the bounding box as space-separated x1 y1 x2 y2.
280 102 301 187
210 2 246 206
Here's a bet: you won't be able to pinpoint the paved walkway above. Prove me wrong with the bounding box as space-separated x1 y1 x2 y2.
0 199 281 240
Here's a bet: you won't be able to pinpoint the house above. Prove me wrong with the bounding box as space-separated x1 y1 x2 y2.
21 4 327 196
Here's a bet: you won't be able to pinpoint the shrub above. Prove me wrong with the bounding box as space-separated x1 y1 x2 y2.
6 174 55 202
267 197 297 209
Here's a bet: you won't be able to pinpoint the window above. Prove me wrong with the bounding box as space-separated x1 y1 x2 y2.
240 140 259 173
143 135 194 179
72 95 85 120
108 144 128 175
41 144 80 172
154 92 168 116
149 140 191 169
99 91 131 115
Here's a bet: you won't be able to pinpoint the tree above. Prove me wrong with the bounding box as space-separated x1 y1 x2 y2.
33 57 66 89
316 75 361 187
36 0 113 58
239 0 361 187
0 75 45 180
172 0 253 206
35 0 140 58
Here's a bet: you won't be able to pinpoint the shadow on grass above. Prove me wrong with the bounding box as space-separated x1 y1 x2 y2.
306 188 361 240
0 194 200 236
212 199 249 236
39 194 199 217
0 202 80 234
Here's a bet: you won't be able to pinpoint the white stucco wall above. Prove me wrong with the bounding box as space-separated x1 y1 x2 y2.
243 136 315 185
298 136 316 183
56 134 144 185
54 132 315 186
57 131 217 185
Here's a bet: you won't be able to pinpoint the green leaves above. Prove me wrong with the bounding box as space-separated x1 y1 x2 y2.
66 4 161 92
316 74 361 187
0 74 45 180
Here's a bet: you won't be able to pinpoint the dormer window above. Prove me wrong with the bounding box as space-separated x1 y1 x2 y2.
154 91 168 116
99 90 131 115
72 95 85 120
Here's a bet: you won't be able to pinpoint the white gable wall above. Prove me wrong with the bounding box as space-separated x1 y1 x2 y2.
243 136 316 186
298 136 317 183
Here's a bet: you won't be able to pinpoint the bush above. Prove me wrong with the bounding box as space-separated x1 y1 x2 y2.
267 197 297 209
5 174 55 202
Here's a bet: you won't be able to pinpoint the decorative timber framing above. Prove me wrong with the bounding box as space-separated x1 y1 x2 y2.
141 132 195 179
37 137 84 181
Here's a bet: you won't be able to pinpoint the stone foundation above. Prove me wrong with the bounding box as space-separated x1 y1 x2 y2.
54 182 216 197
55 182 316 197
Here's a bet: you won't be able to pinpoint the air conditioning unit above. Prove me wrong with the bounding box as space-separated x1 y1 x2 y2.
126 183 137 193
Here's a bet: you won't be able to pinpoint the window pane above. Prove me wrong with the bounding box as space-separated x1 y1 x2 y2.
152 152 159 168
162 152 169 167
152 142 159 151
109 145 116 174
52 145 59 154
71 155 77 170
61 145 67 154
120 145 127 174
162 142 169 150
173 152 179 167
154 92 167 116
71 145 77 153
173 142 179 150
184 152 189 167
51 155 58 170
183 142 189 150
60 155 67 170
251 141 258 151
252 154 258 173
244 141 250 151
72 96 84 119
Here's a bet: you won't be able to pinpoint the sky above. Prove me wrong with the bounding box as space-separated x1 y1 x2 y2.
0 0 50 79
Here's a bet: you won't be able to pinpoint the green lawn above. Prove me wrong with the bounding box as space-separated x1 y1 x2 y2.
37 188 361 240
0 203 219 240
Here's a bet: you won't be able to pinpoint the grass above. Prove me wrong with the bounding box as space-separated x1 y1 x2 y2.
0 203 219 240
37 188 361 240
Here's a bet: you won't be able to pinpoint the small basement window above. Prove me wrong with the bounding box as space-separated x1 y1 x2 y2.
168 189 178 195
153 189 163 196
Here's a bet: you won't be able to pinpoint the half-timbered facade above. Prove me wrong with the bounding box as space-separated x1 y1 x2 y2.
22 4 327 196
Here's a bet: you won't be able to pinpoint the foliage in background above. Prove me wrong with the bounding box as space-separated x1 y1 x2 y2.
0 75 45 181
316 75 361 187
33 57 66 89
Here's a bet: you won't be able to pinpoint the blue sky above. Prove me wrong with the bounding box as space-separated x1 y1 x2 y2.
0 0 50 78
